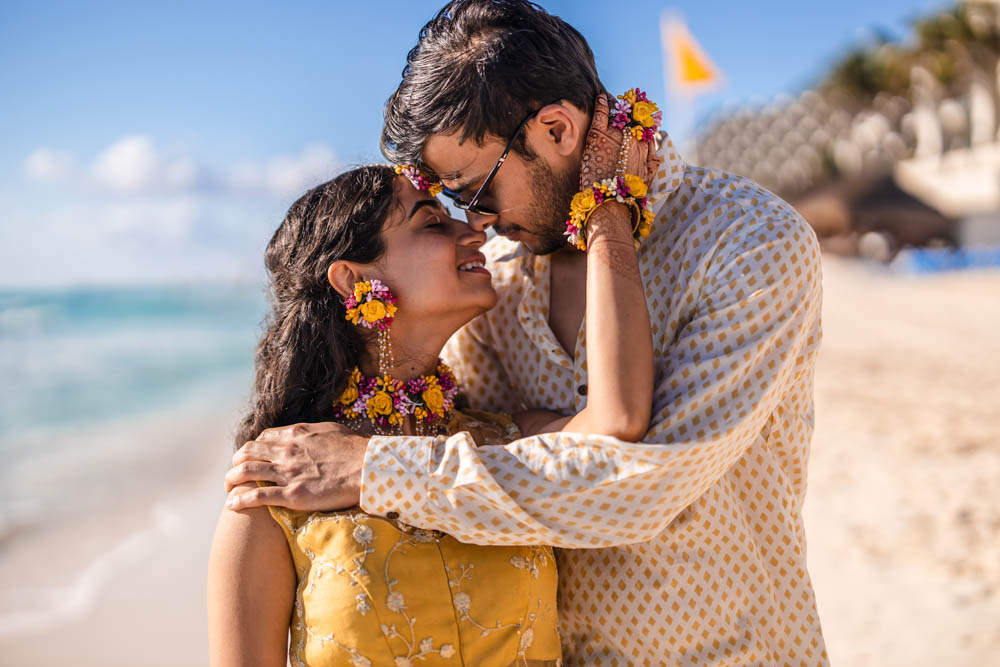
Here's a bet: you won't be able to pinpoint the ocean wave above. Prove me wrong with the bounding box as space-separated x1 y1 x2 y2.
0 303 62 335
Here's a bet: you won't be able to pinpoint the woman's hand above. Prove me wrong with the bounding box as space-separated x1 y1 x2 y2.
579 93 662 190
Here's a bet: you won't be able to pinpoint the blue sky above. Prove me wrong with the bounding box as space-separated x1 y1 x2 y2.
0 0 950 286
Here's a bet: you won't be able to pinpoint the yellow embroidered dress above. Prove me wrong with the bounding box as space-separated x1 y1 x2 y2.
264 410 561 667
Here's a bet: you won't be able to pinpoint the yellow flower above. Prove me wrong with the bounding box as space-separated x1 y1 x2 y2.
345 307 360 324
633 101 656 128
622 88 637 104
637 209 654 238
369 391 394 416
422 386 445 415
359 300 387 323
570 189 597 217
624 174 648 199
428 182 443 196
339 381 359 405
385 302 398 318
353 281 371 301
630 126 645 141
388 412 404 427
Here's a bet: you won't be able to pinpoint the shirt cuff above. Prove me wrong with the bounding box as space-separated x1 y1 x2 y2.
359 435 434 521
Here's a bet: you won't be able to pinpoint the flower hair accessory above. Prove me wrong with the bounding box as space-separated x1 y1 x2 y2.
333 360 458 436
610 88 662 144
345 279 398 331
393 164 443 196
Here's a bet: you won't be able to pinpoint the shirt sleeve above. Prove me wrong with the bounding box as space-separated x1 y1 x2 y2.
361 212 823 548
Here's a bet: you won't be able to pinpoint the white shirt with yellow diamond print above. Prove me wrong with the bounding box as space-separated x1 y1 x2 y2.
360 132 829 666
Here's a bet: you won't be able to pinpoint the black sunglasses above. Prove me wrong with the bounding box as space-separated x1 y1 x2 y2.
438 105 548 216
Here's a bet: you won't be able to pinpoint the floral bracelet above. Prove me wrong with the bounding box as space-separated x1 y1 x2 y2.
564 174 654 251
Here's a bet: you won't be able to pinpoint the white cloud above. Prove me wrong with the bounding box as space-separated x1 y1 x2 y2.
101 196 201 241
24 136 341 200
227 143 341 198
0 195 276 286
24 148 76 183
9 135 344 285
89 135 200 194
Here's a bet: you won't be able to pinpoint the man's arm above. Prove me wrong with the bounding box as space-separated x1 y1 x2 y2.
226 211 822 544
361 212 822 547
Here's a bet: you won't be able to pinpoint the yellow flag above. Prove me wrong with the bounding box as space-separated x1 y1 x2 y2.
661 13 723 95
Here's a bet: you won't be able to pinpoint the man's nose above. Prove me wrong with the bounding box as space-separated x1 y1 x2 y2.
465 210 495 232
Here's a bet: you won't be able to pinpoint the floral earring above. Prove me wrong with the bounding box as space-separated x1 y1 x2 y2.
345 278 398 374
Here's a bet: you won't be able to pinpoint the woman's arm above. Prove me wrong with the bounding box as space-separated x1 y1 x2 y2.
515 201 653 441
207 482 296 667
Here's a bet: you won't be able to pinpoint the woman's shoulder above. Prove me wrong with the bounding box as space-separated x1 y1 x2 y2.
447 408 522 445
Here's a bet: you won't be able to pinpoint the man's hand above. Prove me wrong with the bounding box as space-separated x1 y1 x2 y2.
224 421 368 512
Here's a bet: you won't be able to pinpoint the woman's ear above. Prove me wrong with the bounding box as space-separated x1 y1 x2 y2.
327 261 363 300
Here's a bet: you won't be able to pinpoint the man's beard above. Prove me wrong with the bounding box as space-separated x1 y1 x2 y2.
494 156 579 255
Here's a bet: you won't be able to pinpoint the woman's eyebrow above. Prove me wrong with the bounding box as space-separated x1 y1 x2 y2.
407 198 445 220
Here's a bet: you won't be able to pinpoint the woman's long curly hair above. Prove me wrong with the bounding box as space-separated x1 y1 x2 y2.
234 165 398 448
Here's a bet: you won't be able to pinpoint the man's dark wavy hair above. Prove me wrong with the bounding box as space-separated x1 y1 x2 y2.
381 0 606 172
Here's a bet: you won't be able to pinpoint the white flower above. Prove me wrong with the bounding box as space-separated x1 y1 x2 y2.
394 658 412 667
350 657 371 667
352 524 373 545
419 637 434 653
386 591 406 613
453 592 471 614
411 528 437 543
519 627 534 651
440 644 456 658
356 593 371 615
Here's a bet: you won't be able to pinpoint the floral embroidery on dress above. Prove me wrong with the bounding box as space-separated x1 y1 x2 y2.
509 546 550 579
266 409 561 666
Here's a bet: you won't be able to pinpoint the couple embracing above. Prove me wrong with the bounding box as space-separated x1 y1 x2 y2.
208 1 829 665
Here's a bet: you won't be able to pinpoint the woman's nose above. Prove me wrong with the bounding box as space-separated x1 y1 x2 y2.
456 220 488 247
464 210 495 232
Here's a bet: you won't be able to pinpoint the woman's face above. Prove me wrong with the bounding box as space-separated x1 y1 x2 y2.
369 176 497 334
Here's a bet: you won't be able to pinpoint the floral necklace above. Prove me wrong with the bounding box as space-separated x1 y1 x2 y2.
332 360 458 436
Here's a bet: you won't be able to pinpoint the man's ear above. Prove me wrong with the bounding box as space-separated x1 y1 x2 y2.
327 261 364 300
530 102 584 158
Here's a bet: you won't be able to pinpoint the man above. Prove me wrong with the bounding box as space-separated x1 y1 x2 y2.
226 1 829 664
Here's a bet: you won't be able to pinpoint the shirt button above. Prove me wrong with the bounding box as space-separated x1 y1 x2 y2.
386 511 399 520
577 385 588 396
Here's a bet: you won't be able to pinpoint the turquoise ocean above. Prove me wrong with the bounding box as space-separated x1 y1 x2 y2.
0 283 269 526
0 284 270 636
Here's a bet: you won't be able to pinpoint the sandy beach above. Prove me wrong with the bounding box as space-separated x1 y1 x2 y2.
2 256 998 665
805 257 1000 665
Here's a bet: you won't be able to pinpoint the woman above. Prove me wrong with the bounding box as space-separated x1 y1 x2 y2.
207 154 654 664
